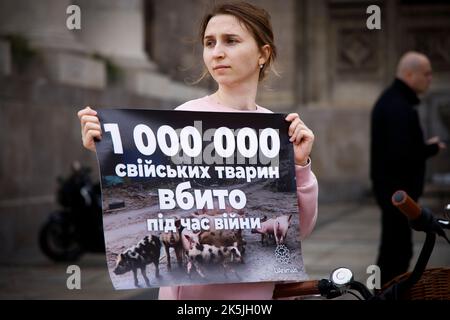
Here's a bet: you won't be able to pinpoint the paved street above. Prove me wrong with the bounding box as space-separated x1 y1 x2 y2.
1 199 449 300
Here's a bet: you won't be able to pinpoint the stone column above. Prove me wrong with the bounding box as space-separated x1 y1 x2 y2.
0 0 84 51
75 0 155 70
74 0 207 101
304 0 329 107
0 0 106 89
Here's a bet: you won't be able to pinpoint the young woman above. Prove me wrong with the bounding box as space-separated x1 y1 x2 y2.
77 1 318 300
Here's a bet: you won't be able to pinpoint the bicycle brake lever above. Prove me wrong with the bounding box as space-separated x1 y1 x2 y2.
317 280 343 299
409 208 450 244
438 219 450 228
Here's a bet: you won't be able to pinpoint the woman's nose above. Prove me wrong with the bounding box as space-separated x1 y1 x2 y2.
212 43 225 59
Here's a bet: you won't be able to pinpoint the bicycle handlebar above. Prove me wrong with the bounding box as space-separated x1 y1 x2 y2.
391 190 421 220
392 191 450 234
272 190 449 300
273 280 320 299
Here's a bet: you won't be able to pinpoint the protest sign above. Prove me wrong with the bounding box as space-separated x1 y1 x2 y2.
95 109 307 289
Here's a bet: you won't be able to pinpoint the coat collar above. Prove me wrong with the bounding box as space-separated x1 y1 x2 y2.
392 78 420 106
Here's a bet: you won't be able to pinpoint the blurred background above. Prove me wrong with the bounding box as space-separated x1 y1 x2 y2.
0 0 449 299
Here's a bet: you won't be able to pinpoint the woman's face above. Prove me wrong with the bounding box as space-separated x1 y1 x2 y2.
203 14 266 87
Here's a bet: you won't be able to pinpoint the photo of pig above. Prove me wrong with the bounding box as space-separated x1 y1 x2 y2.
251 214 292 245
102 179 307 290
159 218 183 270
183 231 243 279
112 235 161 288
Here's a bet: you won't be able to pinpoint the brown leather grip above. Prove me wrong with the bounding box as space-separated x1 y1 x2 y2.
391 190 421 220
273 280 320 299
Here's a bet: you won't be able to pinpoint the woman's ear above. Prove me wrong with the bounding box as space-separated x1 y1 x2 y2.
259 44 271 65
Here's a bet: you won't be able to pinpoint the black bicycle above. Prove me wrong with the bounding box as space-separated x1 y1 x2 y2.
273 190 450 300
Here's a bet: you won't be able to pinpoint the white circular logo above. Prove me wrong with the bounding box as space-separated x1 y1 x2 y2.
275 244 291 265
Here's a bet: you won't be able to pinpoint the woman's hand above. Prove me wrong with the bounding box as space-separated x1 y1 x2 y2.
77 106 102 152
285 113 314 166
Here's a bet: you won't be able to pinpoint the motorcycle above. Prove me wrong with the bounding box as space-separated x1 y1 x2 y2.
39 162 105 262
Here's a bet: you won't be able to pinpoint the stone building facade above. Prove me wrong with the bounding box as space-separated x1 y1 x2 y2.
1 0 449 259
148 0 450 197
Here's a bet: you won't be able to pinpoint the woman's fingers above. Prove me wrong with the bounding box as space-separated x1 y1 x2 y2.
82 125 102 149
285 113 315 166
286 113 305 124
290 123 302 143
285 113 299 123
82 122 102 137
84 130 101 151
298 128 314 142
290 123 313 144
80 115 100 128
77 106 97 119
288 118 300 137
286 113 307 136
297 129 312 145
85 129 101 141
78 106 101 152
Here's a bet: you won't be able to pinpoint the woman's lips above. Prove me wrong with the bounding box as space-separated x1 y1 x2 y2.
213 65 231 70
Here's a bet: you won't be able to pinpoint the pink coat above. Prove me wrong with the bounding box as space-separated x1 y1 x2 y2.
158 96 318 300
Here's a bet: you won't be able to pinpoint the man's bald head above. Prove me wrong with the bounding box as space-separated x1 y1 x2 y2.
396 51 432 95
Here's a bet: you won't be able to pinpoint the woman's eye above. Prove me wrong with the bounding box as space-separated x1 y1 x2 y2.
227 38 238 45
205 40 215 48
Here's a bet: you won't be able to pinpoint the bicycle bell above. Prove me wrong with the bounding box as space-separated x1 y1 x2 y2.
330 267 354 287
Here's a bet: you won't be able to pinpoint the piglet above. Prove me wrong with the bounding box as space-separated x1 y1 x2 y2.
251 215 276 246
251 214 292 245
160 218 183 270
274 214 292 245
112 235 161 288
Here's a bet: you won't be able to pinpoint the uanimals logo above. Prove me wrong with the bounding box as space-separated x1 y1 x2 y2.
273 244 298 274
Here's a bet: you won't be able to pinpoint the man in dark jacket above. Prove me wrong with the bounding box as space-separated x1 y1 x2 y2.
370 51 446 285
